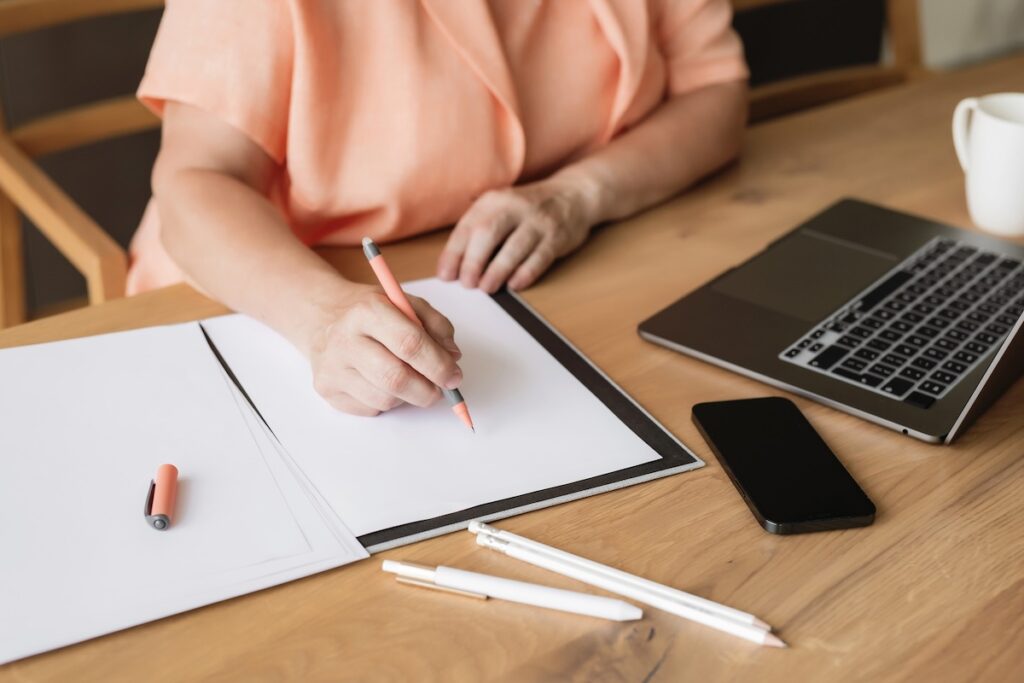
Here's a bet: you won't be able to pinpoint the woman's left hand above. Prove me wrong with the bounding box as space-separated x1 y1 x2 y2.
437 177 599 293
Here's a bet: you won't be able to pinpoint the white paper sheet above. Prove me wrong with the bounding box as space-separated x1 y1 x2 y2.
203 279 662 536
223 379 366 559
0 323 367 664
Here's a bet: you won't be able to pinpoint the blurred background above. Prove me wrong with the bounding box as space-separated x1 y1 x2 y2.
1 0 1022 319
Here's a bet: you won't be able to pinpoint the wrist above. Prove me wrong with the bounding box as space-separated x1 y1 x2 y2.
548 165 611 227
291 274 365 358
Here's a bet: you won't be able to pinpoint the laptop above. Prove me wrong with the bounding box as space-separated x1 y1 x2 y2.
638 199 1024 443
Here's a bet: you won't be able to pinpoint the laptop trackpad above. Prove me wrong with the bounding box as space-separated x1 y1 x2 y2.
711 231 899 323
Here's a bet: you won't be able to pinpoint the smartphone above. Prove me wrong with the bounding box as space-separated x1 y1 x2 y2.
692 397 875 534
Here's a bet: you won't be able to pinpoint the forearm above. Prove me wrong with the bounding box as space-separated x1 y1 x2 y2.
553 80 748 225
153 167 351 355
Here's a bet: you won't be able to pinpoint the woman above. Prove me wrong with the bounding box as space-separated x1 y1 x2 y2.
133 0 748 416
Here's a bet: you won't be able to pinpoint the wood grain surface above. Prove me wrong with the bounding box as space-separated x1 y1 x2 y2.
1 55 1023 683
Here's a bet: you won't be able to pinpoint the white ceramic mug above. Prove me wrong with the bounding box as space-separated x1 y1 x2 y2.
952 92 1024 236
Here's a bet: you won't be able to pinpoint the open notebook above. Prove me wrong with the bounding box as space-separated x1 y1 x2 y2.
0 278 699 663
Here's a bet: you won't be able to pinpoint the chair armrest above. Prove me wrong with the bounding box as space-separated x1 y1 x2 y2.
0 132 127 304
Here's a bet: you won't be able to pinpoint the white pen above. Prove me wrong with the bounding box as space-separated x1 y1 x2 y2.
381 560 642 622
475 535 785 648
468 520 771 631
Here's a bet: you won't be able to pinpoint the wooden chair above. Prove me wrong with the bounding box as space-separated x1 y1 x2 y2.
0 0 163 328
734 0 925 122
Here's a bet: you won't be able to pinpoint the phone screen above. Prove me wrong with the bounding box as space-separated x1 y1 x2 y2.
692 397 875 534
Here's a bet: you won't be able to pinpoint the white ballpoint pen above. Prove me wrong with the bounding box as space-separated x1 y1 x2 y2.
472 530 785 648
382 560 642 622
468 520 771 631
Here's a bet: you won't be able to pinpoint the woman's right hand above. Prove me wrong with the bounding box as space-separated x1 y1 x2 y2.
153 101 461 415
306 284 464 416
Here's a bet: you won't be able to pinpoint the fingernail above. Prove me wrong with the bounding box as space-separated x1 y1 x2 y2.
445 368 463 389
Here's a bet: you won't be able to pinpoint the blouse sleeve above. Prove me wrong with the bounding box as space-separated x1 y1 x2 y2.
657 0 749 97
137 0 294 163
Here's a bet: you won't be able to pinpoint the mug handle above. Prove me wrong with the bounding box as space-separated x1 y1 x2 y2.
952 98 978 172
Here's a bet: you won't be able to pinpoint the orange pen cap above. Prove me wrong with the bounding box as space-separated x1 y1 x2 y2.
144 464 179 531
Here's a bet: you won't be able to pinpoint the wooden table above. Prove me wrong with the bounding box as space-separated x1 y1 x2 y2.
3 55 1023 683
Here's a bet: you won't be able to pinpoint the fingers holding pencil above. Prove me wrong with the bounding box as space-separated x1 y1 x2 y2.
407 296 462 361
365 299 463 392
308 284 464 416
363 237 476 431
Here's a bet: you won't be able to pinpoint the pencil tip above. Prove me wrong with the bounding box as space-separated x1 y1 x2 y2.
452 402 475 432
765 634 787 648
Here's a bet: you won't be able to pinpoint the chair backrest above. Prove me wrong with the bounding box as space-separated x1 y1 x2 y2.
0 0 164 157
0 0 164 327
732 0 923 121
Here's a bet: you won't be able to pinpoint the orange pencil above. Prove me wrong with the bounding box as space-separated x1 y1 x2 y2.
362 237 475 432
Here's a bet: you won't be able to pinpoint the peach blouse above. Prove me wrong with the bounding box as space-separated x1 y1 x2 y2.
128 0 747 293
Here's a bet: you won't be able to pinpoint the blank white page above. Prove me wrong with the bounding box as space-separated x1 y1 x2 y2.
0 323 362 663
203 279 661 536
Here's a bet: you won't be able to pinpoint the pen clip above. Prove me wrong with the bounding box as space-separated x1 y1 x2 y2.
143 479 169 530
144 479 155 517
476 534 509 553
395 577 488 600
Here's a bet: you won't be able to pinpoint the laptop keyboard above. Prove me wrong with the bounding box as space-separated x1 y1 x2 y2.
780 237 1024 409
